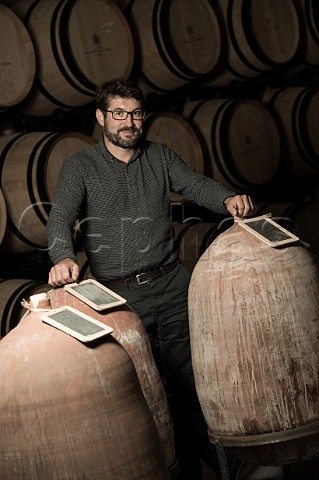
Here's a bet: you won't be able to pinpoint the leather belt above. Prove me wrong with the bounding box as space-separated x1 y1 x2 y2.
104 260 178 287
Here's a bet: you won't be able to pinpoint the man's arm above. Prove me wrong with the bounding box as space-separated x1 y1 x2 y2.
48 258 79 287
46 157 85 287
165 144 255 216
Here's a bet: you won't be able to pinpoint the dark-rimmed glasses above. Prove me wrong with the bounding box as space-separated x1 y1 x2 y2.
105 109 145 121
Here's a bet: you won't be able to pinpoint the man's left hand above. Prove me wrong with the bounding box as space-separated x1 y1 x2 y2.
224 194 255 218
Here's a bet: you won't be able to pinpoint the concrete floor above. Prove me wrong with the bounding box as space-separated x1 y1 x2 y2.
202 456 319 480
201 458 285 480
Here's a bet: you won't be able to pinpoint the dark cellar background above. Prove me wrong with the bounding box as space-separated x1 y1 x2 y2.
1 1 319 479
0 0 318 293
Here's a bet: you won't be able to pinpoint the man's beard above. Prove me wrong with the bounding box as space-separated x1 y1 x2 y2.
103 125 142 148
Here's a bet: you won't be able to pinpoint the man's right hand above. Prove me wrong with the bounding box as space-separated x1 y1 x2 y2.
48 258 79 287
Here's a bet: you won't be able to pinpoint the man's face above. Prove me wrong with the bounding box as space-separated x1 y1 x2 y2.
102 96 143 149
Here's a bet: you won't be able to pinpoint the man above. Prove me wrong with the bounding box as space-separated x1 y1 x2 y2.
47 78 255 479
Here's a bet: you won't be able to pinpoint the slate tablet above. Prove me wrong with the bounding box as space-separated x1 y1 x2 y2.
41 306 113 343
64 279 127 311
237 214 299 247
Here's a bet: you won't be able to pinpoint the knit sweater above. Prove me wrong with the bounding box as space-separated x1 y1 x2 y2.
46 137 235 280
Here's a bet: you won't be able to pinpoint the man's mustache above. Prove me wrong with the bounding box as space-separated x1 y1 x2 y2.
118 127 139 133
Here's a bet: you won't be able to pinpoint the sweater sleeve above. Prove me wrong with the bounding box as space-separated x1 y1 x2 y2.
163 144 236 214
46 157 86 265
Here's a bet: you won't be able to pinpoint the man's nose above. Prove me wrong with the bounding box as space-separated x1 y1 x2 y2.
125 112 135 125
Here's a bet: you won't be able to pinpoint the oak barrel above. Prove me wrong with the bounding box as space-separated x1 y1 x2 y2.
293 0 319 66
144 112 204 202
0 303 170 479
127 0 221 91
184 98 280 191
0 278 50 340
0 188 7 247
76 249 94 281
188 222 319 465
262 87 319 177
202 0 300 87
0 131 94 252
289 204 319 258
0 4 36 109
13 0 134 116
173 220 219 274
256 201 319 258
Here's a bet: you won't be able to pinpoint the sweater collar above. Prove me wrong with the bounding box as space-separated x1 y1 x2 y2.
98 136 143 164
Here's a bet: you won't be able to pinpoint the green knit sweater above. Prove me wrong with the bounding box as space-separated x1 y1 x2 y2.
46 137 234 281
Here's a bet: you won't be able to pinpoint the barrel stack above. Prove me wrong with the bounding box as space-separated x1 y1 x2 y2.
0 1 319 478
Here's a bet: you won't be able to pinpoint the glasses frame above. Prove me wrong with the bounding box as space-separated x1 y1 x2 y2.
105 109 145 121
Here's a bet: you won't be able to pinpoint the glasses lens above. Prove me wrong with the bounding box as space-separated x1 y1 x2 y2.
111 110 144 120
113 110 127 120
132 110 144 119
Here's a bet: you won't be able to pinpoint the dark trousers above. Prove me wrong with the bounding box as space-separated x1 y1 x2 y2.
106 262 222 479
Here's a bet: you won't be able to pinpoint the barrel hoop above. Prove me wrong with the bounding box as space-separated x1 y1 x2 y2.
216 2 254 81
0 134 25 179
265 88 284 110
217 100 252 187
267 88 315 170
157 0 199 78
226 0 263 74
26 133 57 223
24 1 70 110
210 101 237 187
0 133 52 249
127 0 190 91
141 113 156 131
209 421 319 448
210 100 247 190
122 0 135 15
219 55 250 81
151 0 192 82
297 88 319 168
24 0 91 109
134 65 167 92
33 133 63 214
3 281 46 337
22 0 41 26
78 259 90 281
185 100 207 124
126 2 165 93
305 0 319 44
57 0 97 92
24 0 95 109
33 77 81 111
199 223 219 256
5 214 44 250
290 89 317 169
239 0 276 67
0 134 26 228
0 281 33 338
174 219 203 246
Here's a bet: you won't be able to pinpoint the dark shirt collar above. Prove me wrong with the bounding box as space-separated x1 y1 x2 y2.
98 135 143 164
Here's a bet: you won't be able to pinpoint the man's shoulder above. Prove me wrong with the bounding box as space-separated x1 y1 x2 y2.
65 141 100 165
142 139 171 156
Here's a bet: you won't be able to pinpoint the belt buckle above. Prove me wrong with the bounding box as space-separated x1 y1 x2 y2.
136 272 149 285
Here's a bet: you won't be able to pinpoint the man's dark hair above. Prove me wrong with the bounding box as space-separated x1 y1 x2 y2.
96 78 145 111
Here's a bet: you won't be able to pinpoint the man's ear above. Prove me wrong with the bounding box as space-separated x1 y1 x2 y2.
96 109 105 127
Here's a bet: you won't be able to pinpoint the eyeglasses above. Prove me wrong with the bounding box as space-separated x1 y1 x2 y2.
105 109 145 121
